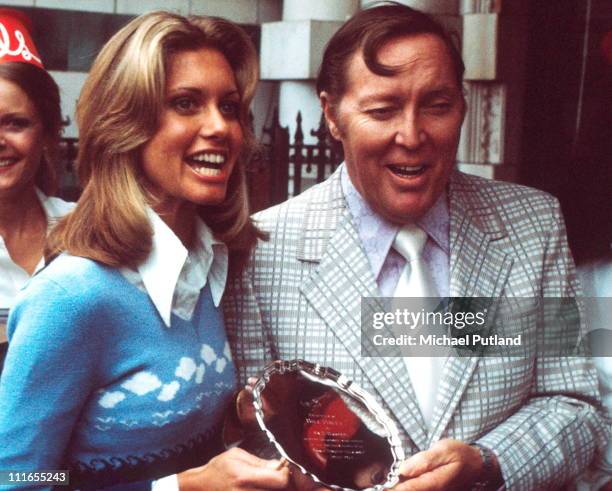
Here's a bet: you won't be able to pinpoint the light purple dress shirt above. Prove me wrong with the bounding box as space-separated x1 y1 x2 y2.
340 165 450 297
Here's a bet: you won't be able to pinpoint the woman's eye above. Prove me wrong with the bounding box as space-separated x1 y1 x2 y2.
5 118 32 130
220 100 240 117
171 97 198 113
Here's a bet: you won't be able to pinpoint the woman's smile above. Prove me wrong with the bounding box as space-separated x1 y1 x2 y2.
185 150 229 180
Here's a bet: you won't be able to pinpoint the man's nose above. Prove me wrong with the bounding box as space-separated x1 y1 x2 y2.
394 110 425 149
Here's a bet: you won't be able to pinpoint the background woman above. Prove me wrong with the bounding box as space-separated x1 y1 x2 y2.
0 11 288 490
0 10 73 371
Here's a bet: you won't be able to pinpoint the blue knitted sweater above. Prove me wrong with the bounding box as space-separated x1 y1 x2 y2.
0 255 237 489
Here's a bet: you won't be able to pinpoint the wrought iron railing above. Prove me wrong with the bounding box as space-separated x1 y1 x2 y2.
249 110 343 211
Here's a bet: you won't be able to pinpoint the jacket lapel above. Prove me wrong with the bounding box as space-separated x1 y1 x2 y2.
299 169 430 449
429 171 514 443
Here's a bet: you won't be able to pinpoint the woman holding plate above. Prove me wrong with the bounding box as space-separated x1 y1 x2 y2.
0 11 288 491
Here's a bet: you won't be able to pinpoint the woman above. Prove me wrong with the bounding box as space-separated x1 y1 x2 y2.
0 9 73 370
0 11 288 490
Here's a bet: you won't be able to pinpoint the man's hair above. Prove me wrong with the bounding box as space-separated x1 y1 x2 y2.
316 1 465 101
47 11 262 271
0 62 62 195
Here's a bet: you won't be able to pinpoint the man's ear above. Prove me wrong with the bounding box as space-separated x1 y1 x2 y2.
319 91 341 141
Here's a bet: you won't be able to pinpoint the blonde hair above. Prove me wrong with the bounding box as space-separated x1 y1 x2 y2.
47 11 261 270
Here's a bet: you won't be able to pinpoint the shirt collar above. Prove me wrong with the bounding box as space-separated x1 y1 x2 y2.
340 164 449 277
190 217 228 309
137 208 228 327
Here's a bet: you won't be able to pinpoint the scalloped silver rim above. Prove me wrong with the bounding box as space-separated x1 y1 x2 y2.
252 359 405 491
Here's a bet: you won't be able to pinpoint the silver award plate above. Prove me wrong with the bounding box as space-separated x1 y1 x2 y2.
252 359 405 491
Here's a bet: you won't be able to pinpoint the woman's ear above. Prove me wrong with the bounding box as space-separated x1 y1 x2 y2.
319 91 341 141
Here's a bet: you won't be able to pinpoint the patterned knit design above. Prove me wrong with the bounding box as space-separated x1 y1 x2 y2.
0 255 236 490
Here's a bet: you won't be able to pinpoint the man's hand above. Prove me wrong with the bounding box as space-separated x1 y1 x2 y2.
392 439 490 491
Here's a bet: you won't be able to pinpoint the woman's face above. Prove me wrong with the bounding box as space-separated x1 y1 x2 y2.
141 47 243 216
0 78 45 197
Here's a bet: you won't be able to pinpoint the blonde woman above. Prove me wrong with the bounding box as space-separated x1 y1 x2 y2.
0 12 288 491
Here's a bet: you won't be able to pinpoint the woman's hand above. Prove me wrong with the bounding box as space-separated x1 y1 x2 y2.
177 447 290 490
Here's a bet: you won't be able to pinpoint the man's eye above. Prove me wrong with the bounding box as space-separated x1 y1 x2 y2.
366 107 396 119
425 101 452 114
220 100 240 117
171 97 198 113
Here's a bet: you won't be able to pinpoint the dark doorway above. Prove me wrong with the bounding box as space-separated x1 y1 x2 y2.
521 0 611 265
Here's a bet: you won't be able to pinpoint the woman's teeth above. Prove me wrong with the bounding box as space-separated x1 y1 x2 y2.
0 158 18 168
191 153 225 164
192 166 221 177
187 153 225 176
388 164 426 177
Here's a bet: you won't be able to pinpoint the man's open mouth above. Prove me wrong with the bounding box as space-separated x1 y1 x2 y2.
387 164 427 177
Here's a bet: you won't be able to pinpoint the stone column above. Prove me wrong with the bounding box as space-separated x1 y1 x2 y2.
260 0 359 143
458 0 529 181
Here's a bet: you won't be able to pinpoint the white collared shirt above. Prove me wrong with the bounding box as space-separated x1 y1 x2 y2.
340 165 450 296
120 208 228 328
340 164 451 431
124 210 228 491
0 189 74 310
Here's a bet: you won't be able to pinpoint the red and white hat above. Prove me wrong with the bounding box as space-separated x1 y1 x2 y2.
0 9 43 69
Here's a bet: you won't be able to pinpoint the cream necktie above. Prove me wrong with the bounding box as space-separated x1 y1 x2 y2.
393 224 445 429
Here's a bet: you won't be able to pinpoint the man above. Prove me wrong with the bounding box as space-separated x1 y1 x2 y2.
224 4 608 490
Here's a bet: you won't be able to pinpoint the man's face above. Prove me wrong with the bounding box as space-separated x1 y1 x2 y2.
322 33 465 224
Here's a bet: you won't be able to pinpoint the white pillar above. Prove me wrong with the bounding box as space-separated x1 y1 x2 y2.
360 0 458 15
456 0 515 180
284 0 359 21
260 1 358 143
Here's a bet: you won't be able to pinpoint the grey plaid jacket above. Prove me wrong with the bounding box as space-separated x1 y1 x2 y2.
224 166 608 490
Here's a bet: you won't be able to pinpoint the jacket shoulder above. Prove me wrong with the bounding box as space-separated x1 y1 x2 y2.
454 171 558 206
452 171 561 225
252 176 337 233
